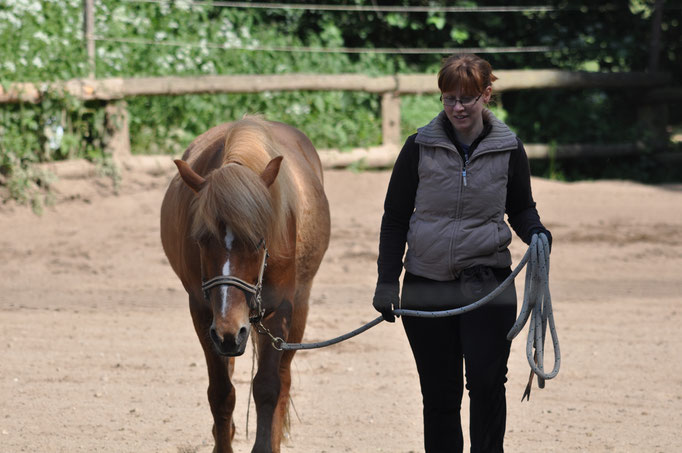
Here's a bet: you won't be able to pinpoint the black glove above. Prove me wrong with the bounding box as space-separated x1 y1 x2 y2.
530 227 552 252
373 282 399 323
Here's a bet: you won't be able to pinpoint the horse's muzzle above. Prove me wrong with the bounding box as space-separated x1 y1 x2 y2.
210 325 250 356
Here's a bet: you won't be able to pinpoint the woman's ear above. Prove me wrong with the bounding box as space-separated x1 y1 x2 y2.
483 85 493 103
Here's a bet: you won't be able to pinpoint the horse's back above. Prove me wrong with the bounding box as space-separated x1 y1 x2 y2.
266 121 325 183
181 120 323 183
265 121 330 282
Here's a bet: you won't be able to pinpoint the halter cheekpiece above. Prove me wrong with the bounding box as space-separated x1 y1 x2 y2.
201 239 269 323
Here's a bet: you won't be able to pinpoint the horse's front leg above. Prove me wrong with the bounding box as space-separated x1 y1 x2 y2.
251 300 293 453
270 281 311 448
206 349 236 453
191 302 237 453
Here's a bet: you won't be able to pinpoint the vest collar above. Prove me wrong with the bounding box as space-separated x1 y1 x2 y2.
415 110 518 154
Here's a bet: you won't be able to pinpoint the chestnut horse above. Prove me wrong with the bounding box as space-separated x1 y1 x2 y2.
160 116 330 453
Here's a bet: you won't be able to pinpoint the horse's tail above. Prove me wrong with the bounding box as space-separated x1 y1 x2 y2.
283 394 302 444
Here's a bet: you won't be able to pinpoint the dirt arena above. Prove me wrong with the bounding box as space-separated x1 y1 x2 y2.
1 162 681 453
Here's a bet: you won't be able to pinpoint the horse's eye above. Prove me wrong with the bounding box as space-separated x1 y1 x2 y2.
195 234 214 248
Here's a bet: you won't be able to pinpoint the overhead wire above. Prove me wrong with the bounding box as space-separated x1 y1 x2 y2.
121 0 563 13
93 35 555 54
105 1 581 56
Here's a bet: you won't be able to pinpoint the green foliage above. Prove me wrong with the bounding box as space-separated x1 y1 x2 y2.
501 88 641 144
530 144 682 183
400 94 442 140
128 91 382 155
0 85 109 207
0 0 88 81
3 161 55 214
1 0 681 201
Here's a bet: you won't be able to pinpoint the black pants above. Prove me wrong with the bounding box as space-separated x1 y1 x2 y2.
401 268 517 453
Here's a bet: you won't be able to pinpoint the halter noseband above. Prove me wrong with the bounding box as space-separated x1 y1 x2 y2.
201 239 269 323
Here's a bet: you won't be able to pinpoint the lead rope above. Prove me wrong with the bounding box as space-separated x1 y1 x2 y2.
246 339 257 440
506 233 560 400
266 233 560 398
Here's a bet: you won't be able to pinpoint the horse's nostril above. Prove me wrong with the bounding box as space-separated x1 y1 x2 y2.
210 326 221 344
209 324 249 356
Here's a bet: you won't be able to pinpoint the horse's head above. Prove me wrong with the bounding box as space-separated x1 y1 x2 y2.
174 157 282 356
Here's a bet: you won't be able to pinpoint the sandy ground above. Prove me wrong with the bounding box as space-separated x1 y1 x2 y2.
1 162 682 453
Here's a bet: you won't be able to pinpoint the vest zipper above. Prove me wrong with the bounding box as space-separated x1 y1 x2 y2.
462 144 517 186
462 149 469 186
450 154 466 279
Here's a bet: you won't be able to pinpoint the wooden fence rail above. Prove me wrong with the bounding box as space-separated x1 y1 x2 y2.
0 71 671 103
0 71 675 172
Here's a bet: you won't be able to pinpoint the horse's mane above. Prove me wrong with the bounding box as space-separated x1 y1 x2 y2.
191 116 297 255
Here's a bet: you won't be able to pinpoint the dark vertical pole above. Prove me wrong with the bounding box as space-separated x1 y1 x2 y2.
648 0 665 73
643 0 669 148
84 0 95 78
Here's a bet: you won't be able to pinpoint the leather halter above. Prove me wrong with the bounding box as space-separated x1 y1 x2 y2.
201 239 269 323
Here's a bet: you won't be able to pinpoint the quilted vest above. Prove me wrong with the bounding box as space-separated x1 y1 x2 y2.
404 110 518 281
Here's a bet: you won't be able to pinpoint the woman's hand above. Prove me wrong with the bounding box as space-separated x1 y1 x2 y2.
373 282 399 322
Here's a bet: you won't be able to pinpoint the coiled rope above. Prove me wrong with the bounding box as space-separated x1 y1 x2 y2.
268 233 560 396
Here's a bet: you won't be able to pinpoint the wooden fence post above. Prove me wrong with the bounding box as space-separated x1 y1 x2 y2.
104 101 131 160
83 0 95 79
381 92 401 146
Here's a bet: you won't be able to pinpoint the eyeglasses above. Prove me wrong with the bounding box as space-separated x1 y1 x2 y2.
440 92 483 107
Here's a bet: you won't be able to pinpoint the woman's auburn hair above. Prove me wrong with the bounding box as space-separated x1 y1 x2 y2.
437 54 498 95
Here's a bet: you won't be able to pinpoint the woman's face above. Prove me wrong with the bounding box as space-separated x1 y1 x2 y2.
442 85 492 134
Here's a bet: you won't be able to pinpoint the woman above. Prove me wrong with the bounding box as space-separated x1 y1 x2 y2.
372 54 551 452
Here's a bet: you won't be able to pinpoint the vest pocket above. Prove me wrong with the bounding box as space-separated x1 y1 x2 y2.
408 217 450 265
457 221 499 260
496 221 512 251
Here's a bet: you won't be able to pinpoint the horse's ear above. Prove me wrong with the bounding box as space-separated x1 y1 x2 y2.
260 156 283 189
174 159 206 193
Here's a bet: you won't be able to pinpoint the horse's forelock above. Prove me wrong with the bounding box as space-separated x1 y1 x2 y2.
190 117 296 256
192 165 274 249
